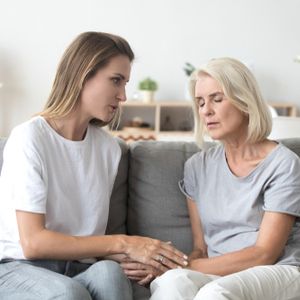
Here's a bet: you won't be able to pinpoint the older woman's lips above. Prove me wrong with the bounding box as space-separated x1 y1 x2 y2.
206 122 219 129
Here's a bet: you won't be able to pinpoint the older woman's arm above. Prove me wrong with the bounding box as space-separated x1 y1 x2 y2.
187 198 208 261
188 209 295 276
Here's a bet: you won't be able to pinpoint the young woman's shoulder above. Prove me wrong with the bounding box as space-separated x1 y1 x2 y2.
7 116 48 147
89 125 121 154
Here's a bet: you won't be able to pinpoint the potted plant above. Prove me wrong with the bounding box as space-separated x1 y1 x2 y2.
183 62 196 77
183 62 196 100
138 77 158 103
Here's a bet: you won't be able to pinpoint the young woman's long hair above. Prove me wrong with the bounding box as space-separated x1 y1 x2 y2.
40 31 134 127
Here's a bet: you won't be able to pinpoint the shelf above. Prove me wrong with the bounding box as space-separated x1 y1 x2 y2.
267 102 297 117
113 101 193 142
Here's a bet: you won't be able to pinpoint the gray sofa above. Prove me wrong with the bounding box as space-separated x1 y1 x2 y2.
1 137 300 299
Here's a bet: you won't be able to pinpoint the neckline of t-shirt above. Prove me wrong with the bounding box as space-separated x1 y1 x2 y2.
222 142 282 181
37 116 91 146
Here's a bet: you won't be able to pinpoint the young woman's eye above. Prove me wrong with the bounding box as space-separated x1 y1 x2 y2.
112 77 121 84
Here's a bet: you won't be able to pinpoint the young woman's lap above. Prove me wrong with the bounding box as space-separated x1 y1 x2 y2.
0 259 132 300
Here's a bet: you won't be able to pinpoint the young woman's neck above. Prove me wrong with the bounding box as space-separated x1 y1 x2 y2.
47 114 89 141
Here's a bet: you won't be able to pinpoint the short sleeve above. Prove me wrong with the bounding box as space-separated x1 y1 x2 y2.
263 151 300 216
178 155 198 200
1 128 47 213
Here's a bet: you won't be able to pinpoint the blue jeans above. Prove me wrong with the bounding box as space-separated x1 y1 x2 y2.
0 259 132 300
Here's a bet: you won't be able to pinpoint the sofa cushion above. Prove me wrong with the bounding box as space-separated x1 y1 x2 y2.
127 140 202 254
0 138 6 170
105 138 129 234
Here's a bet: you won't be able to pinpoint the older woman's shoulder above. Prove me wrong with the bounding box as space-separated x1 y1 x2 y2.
186 143 223 165
275 143 300 165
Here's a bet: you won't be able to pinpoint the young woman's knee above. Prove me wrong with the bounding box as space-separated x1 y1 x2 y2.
52 278 91 300
75 260 132 300
91 260 127 281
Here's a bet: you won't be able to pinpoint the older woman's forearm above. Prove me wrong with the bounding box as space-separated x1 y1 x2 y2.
188 245 276 276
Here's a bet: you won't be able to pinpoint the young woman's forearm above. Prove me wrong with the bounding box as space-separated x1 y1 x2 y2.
21 229 127 260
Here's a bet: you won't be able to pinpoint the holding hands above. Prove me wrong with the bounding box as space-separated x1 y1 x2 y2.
123 236 188 285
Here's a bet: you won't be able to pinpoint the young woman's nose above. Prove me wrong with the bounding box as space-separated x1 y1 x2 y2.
117 86 127 102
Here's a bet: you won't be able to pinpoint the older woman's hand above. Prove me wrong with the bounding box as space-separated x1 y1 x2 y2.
120 258 162 286
125 236 188 273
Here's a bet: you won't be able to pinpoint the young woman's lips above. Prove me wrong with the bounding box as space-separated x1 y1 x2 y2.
109 105 118 112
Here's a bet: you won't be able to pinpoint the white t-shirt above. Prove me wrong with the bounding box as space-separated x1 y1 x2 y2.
0 116 121 260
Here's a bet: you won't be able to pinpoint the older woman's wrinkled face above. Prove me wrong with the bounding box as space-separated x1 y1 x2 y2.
195 75 248 143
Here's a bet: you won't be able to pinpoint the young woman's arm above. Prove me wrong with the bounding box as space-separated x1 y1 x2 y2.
188 208 295 276
16 210 188 272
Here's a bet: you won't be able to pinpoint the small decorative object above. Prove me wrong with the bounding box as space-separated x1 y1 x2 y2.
183 62 196 100
183 62 196 77
161 115 174 131
138 77 158 103
178 120 193 131
130 117 143 128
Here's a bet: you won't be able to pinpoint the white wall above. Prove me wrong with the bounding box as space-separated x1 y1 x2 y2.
1 0 300 136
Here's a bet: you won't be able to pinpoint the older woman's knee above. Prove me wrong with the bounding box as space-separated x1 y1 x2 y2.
195 281 233 300
151 269 185 290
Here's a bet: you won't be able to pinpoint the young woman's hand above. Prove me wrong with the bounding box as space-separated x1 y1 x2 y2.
125 236 188 273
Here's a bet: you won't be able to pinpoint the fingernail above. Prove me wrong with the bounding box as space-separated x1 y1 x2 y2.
183 255 188 259
184 261 188 266
177 266 183 269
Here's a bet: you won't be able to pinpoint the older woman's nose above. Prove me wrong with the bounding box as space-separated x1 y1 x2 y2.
201 102 214 116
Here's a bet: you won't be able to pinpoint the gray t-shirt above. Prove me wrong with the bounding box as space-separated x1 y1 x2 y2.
179 143 300 266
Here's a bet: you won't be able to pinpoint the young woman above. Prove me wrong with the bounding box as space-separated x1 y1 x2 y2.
150 57 300 299
0 31 188 300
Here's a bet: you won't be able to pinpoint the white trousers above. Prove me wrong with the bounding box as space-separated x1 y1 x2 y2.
150 265 300 300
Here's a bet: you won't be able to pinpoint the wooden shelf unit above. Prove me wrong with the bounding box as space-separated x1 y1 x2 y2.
112 101 194 142
268 102 297 117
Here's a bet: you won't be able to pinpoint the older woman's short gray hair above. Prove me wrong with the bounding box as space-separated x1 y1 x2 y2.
189 57 272 146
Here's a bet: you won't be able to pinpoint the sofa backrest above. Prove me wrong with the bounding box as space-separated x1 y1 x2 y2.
125 141 201 254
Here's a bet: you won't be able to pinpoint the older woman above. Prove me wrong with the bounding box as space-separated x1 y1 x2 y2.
0 32 188 300
150 57 300 299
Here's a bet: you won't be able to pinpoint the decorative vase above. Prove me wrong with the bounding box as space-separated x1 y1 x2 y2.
141 90 154 103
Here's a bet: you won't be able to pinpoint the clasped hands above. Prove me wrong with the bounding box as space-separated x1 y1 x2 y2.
124 237 189 286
